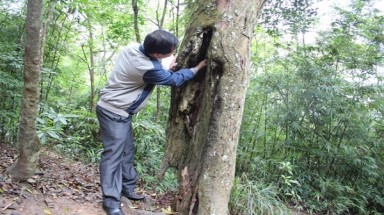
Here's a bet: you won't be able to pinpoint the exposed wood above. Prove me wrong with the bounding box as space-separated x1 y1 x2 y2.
159 0 266 214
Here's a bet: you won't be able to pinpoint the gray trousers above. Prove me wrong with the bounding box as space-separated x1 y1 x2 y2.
96 105 138 208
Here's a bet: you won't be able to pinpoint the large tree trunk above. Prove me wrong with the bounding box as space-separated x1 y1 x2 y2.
158 0 265 214
6 0 43 181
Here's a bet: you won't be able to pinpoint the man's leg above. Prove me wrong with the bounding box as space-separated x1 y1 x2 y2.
121 120 144 200
97 106 132 210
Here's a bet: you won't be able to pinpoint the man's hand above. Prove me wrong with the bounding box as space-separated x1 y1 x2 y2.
162 54 178 71
195 59 207 72
168 54 178 71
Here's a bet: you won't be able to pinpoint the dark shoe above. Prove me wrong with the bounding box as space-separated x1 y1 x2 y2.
122 191 145 201
102 205 125 215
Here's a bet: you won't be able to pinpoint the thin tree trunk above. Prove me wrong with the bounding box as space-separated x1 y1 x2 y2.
132 0 141 42
158 0 265 213
6 0 43 181
81 21 96 113
101 26 116 81
39 0 57 104
88 28 96 112
44 12 68 103
155 0 170 122
159 0 168 28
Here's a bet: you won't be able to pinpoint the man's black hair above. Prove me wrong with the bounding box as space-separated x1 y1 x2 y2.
143 30 178 55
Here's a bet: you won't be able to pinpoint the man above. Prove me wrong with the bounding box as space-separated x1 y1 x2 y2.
96 29 207 215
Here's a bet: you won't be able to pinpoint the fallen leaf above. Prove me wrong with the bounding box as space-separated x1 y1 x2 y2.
27 178 36 184
44 208 52 215
162 206 177 214
1 183 11 192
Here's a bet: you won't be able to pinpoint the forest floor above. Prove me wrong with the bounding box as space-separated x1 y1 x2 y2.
0 144 173 215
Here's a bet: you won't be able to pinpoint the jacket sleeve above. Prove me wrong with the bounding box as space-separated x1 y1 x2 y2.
143 61 196 87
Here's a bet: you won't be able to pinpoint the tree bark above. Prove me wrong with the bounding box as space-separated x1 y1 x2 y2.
158 0 265 214
132 0 141 42
80 18 96 113
6 0 43 181
88 24 96 113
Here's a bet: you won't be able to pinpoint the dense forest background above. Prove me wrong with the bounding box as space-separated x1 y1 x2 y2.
0 0 383 214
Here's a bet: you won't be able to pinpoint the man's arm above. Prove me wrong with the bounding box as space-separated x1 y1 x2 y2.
143 59 207 87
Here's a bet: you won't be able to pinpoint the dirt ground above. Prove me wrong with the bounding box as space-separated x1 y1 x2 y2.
0 144 173 215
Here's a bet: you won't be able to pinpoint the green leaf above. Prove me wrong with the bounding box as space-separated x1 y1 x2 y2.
47 131 61 139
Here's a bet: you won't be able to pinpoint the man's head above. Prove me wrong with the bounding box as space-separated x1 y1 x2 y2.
143 30 178 58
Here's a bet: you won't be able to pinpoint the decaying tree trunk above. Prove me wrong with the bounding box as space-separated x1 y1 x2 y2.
6 0 43 181
158 0 265 214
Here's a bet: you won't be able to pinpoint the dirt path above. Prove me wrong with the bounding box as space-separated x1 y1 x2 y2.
0 144 170 215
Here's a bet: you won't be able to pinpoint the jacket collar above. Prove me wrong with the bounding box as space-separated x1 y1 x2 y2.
139 45 154 59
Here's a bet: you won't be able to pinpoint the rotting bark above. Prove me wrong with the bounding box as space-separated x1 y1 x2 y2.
158 0 266 214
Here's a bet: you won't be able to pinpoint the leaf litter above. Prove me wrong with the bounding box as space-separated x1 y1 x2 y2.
0 144 172 215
